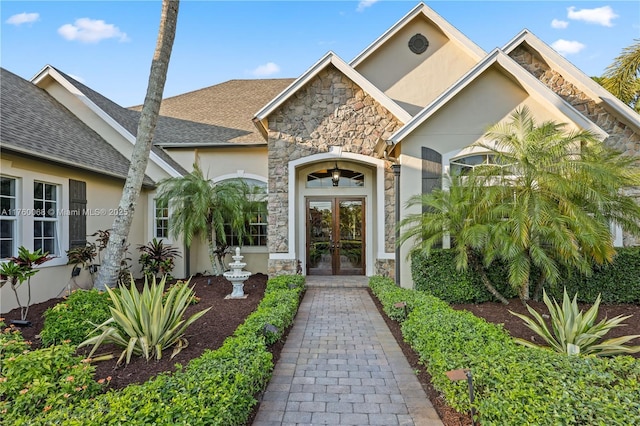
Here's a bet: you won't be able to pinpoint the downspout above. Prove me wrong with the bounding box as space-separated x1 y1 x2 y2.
391 163 401 286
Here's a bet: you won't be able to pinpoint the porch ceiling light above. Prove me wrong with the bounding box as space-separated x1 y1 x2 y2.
331 163 341 187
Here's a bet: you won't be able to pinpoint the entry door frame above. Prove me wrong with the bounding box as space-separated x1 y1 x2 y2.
306 196 366 276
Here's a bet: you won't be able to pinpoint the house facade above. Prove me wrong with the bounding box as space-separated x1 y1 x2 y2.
2 3 639 312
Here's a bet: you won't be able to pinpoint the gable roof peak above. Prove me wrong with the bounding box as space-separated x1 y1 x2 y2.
253 50 412 137
350 2 485 68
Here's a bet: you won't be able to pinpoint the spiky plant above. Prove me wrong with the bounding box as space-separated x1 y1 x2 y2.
510 289 640 356
79 275 210 365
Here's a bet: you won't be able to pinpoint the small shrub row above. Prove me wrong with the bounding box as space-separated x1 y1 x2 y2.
370 276 640 425
0 321 107 423
412 247 640 304
40 289 112 346
27 274 305 425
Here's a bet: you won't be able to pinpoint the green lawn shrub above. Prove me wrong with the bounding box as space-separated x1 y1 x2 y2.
26 274 305 425
40 289 112 346
411 249 517 303
546 247 640 304
1 321 105 423
412 247 640 304
370 276 640 425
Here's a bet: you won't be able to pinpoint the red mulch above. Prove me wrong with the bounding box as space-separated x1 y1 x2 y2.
368 289 640 426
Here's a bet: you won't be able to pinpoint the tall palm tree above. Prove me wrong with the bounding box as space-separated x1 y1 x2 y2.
95 0 179 290
155 164 255 275
601 39 640 113
479 107 640 300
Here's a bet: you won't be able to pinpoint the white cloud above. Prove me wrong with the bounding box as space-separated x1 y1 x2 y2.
567 6 618 27
251 62 280 77
551 19 569 29
58 18 129 43
551 39 586 56
6 12 40 26
356 0 379 12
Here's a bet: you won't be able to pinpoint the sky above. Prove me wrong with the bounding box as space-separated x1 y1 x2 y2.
2 1 639 107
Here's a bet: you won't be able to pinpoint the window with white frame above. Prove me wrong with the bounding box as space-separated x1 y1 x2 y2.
222 178 267 247
0 176 18 258
155 198 169 239
33 181 59 255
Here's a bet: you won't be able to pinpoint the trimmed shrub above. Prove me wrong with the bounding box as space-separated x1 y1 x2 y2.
411 250 517 303
40 289 112 346
370 276 640 425
546 247 640 304
412 247 640 304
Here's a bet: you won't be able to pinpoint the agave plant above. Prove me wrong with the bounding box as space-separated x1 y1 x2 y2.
79 275 210 365
510 289 640 356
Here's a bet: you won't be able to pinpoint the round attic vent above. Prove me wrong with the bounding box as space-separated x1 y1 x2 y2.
408 33 429 54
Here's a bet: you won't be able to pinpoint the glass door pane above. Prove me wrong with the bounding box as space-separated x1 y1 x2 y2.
337 200 363 275
307 200 334 275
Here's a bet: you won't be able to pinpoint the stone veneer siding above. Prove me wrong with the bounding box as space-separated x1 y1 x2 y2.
510 45 640 246
266 65 403 275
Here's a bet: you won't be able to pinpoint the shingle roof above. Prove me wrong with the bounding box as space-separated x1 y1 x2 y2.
131 78 295 145
0 68 155 186
51 69 189 170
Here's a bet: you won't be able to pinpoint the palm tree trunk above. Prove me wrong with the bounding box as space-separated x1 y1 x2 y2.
532 273 546 301
206 223 222 276
468 252 510 305
95 0 180 290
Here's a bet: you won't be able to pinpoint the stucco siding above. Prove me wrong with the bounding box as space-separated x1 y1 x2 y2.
355 15 477 115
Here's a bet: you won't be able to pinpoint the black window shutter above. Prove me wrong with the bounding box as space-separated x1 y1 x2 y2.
422 147 442 199
69 179 87 248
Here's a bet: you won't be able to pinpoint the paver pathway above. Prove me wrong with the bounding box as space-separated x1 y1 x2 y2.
253 278 443 426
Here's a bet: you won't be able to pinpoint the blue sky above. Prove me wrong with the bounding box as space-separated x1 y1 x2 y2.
2 1 639 107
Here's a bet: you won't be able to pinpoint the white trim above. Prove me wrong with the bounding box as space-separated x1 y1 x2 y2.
283 152 391 276
350 2 485 68
31 66 183 178
389 49 608 144
253 52 411 136
211 172 267 184
502 30 640 133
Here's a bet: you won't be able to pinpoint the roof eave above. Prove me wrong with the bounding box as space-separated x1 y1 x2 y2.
502 30 640 133
390 49 609 144
31 65 184 178
1 144 156 188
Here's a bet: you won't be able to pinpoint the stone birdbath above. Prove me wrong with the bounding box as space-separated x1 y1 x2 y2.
223 247 251 299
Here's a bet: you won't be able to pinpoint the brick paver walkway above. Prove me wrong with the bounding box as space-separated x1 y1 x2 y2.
252 279 443 426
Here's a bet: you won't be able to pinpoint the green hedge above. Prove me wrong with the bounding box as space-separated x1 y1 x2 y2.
412 247 640 304
370 276 640 425
40 289 112 346
12 274 305 425
411 250 517 303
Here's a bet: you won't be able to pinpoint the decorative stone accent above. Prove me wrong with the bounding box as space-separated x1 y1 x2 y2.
510 45 640 247
267 259 298 276
375 258 395 280
266 65 404 268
